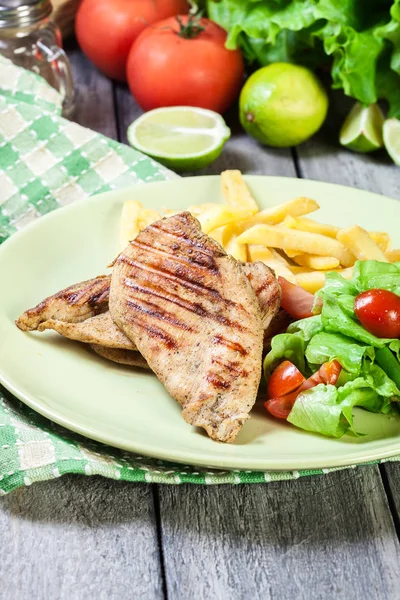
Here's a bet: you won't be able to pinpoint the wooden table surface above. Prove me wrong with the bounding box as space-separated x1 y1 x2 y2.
2 46 400 600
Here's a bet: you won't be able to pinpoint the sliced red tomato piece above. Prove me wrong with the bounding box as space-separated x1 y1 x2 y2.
278 277 316 320
267 360 306 399
265 360 342 420
264 391 299 419
313 359 342 386
354 289 400 339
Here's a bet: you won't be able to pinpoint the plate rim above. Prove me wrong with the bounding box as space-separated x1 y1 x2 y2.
1 175 400 471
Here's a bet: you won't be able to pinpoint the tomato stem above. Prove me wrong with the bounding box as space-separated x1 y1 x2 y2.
176 12 205 39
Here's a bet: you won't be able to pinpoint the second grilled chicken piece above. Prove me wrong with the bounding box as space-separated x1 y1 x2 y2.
110 212 264 443
91 345 149 368
16 275 110 331
38 312 136 350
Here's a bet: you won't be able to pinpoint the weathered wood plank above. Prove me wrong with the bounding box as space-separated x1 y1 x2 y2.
0 476 163 600
381 463 400 532
159 469 400 600
296 91 400 199
1 48 163 600
68 44 117 139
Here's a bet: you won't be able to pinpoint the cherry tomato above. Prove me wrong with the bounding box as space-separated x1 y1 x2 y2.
267 360 305 399
75 0 189 81
264 360 342 420
307 359 342 387
354 289 400 339
126 16 244 113
278 277 316 320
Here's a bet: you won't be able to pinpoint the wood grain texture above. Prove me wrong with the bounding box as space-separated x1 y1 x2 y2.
0 47 163 600
0 476 163 600
159 469 400 600
296 91 400 199
68 45 117 139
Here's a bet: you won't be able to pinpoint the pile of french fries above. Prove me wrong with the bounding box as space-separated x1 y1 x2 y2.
119 170 400 294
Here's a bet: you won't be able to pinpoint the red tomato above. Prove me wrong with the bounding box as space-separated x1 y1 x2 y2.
354 289 400 339
265 360 342 420
267 360 305 399
278 277 316 320
126 16 244 113
75 0 189 81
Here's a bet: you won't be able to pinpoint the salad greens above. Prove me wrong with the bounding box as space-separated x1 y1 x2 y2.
263 260 400 438
205 0 400 118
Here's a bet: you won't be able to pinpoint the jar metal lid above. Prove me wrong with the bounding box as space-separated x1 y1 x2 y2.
0 0 52 29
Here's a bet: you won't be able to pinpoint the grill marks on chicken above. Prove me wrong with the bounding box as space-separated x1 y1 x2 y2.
110 212 264 443
16 275 110 331
241 262 281 330
15 264 280 354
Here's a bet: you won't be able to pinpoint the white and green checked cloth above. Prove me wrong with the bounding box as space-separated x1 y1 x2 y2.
1 57 398 494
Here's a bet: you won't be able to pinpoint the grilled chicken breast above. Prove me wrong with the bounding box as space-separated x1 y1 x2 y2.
91 345 149 368
241 262 281 330
37 312 136 350
109 212 264 443
16 264 280 361
16 275 110 331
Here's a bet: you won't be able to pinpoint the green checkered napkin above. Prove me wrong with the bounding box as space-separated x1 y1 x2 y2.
1 58 398 494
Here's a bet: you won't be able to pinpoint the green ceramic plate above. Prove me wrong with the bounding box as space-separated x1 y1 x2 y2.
1 176 400 471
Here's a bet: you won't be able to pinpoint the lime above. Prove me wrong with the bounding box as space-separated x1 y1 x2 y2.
383 118 400 166
127 106 230 172
239 63 328 148
339 103 384 152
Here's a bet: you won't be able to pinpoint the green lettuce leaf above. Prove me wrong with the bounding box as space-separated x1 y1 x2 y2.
206 0 400 116
305 332 375 373
288 378 395 438
263 332 306 377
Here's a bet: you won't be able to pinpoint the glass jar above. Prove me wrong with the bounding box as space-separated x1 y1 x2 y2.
0 0 75 116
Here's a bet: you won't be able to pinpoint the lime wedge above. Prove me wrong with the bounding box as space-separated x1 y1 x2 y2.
383 118 400 166
127 107 230 172
339 102 384 153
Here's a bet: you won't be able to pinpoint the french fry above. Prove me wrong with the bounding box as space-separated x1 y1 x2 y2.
369 232 391 253
221 170 259 214
271 249 290 265
209 223 248 262
337 226 389 262
283 215 340 238
247 197 320 226
295 271 326 294
208 226 225 246
119 200 142 250
225 235 248 262
284 248 304 258
247 244 273 262
288 265 313 274
262 259 297 284
138 208 161 230
237 224 355 267
285 215 390 250
386 249 400 262
337 267 354 280
198 205 252 234
292 254 340 270
188 203 221 216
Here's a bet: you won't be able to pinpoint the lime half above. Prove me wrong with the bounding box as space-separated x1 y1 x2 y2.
127 107 230 172
383 118 400 166
339 102 384 153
